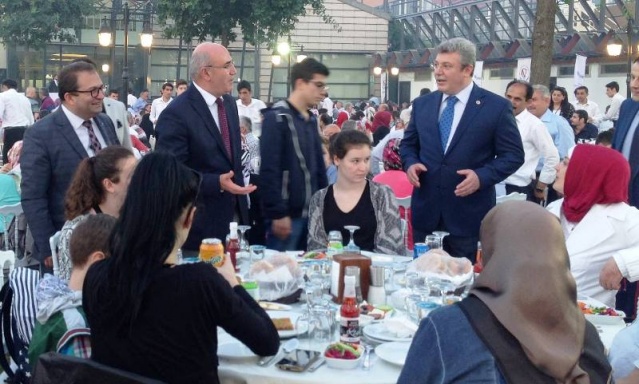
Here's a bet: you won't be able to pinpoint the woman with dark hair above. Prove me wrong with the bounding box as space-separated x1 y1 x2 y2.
399 201 611 383
307 130 403 254
83 152 279 383
56 146 136 280
550 86 575 122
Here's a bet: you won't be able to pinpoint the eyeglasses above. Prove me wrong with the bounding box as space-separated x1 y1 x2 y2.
203 61 236 71
72 85 105 98
309 81 327 90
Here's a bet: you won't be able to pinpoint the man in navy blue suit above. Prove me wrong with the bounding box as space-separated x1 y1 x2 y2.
156 43 254 255
400 38 524 262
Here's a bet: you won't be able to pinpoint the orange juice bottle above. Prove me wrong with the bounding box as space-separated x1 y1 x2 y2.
200 238 224 267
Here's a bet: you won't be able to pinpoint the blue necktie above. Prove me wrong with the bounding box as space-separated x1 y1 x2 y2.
439 95 458 151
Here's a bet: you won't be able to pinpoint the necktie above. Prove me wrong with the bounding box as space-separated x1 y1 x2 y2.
215 98 232 158
439 95 458 151
82 120 102 154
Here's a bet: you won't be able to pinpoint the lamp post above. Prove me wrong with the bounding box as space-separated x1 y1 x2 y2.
607 18 635 99
98 1 153 104
272 39 307 98
373 65 399 103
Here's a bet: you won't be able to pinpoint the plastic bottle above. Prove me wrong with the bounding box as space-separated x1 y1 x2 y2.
340 275 360 344
226 222 240 272
327 230 344 257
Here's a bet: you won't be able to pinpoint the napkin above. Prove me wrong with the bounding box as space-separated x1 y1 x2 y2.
383 315 418 338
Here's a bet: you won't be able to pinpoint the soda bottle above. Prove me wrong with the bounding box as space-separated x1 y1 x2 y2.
226 222 240 272
327 230 343 258
340 275 360 344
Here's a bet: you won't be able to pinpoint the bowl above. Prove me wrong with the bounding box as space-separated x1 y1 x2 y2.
324 344 363 369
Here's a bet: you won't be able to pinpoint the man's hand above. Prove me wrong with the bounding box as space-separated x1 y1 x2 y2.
272 217 292 240
44 256 53 269
406 164 427 187
220 171 257 195
599 257 623 291
455 169 480 197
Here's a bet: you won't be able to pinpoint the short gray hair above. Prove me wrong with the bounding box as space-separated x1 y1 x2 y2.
436 37 476 67
240 116 252 131
189 50 210 80
532 84 551 98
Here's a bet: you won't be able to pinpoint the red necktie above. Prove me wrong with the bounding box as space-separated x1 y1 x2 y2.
82 120 102 154
215 98 232 158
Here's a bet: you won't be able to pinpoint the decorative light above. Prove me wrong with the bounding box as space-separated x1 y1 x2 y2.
277 41 290 56
272 55 281 65
607 35 623 56
98 17 112 47
390 67 400 76
101 63 110 73
373 66 382 76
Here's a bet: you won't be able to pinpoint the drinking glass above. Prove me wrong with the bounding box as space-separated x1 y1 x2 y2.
248 245 266 278
425 235 441 250
343 225 361 253
432 231 450 248
237 225 251 258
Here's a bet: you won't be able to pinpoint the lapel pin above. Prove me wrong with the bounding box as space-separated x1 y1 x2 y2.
476 100 481 105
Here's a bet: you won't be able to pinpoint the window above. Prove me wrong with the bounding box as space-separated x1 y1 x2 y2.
489 67 514 79
558 65 589 77
600 63 626 75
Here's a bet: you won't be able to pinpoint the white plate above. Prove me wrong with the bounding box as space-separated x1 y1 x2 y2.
259 302 292 311
218 341 256 359
363 323 413 342
375 341 411 367
578 298 625 325
362 251 412 269
267 310 308 338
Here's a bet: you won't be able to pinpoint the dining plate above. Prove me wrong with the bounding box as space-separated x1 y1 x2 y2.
259 302 292 311
578 298 625 325
267 310 308 338
363 323 413 343
218 340 256 360
375 341 411 367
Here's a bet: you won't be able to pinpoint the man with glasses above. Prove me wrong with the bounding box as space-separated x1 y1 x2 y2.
400 37 523 263
21 61 121 271
156 42 253 255
259 58 329 251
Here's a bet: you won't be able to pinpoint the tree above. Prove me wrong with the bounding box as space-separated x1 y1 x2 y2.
530 1 558 86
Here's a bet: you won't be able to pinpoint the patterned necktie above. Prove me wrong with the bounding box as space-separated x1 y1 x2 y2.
215 98 232 158
82 120 102 154
439 95 458 151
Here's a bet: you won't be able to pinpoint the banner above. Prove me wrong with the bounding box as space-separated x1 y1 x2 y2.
574 54 587 89
473 61 484 86
516 58 531 81
381 72 387 103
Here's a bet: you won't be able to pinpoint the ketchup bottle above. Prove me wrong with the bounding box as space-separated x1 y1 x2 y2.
226 222 240 272
340 275 360 344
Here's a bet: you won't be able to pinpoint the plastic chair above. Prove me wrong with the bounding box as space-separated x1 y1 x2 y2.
0 203 22 285
395 196 412 252
496 192 527 204
49 231 61 278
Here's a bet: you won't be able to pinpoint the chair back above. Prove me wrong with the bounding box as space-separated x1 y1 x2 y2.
32 352 166 384
496 192 527 205
49 232 62 278
0 203 22 281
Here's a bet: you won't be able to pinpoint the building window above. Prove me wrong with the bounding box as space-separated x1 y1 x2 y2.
489 67 514 79
558 65 589 77
600 63 626 75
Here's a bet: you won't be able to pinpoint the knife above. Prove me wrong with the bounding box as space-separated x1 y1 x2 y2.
307 357 326 372
258 338 299 367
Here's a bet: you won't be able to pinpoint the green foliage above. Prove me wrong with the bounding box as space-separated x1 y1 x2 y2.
0 0 96 49
156 0 338 47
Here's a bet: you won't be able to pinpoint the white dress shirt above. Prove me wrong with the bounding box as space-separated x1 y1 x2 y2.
439 81 474 152
0 89 34 128
603 92 625 122
150 97 173 124
572 99 600 125
322 97 334 117
127 94 137 108
61 105 107 157
504 109 559 186
237 98 267 136
192 82 222 131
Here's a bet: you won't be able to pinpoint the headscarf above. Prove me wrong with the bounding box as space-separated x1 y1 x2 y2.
7 140 22 169
562 144 629 222
335 111 349 128
472 201 589 383
371 110 392 133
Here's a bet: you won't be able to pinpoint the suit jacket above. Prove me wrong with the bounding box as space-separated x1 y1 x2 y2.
612 98 639 206
155 85 248 251
21 108 120 262
400 84 524 237
548 201 639 307
103 98 133 151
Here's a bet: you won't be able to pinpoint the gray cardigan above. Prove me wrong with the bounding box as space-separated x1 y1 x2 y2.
307 180 404 255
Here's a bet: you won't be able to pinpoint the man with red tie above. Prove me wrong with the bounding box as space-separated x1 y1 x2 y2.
156 42 254 256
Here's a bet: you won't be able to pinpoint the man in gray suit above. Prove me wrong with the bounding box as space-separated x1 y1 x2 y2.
21 61 121 269
104 88 133 150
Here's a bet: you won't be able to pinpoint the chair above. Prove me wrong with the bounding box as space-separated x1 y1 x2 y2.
496 192 527 204
395 196 412 252
32 352 166 384
0 203 22 285
49 231 61 278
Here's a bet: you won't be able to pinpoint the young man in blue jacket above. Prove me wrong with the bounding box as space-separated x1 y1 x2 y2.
260 58 329 251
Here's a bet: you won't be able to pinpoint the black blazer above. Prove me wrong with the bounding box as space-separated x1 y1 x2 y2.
21 108 120 262
155 85 248 251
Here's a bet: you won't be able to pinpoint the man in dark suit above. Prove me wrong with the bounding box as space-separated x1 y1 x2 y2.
400 37 524 262
21 61 120 269
155 42 254 255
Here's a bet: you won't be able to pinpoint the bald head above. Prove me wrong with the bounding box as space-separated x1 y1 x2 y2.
189 42 236 97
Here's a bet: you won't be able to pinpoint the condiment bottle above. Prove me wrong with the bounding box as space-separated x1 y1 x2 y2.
340 275 360 344
226 222 240 272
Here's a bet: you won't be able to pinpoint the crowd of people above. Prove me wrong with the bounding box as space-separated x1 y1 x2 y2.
0 35 634 383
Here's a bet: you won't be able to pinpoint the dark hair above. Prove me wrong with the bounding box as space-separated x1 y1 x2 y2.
140 89 148 95
176 79 188 87
574 109 588 122
1 79 17 89
69 214 117 268
419 88 431 96
606 81 619 92
109 88 119 96
596 129 614 145
330 129 371 160
64 146 134 220
58 61 98 100
549 86 573 118
506 79 533 100
319 113 332 127
354 110 365 120
574 86 588 95
39 88 49 97
290 58 330 91
161 82 173 91
86 152 200 333
237 80 251 93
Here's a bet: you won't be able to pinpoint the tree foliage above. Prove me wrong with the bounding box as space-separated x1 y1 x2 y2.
156 0 337 47
0 0 96 49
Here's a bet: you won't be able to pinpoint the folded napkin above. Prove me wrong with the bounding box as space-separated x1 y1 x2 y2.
383 315 418 338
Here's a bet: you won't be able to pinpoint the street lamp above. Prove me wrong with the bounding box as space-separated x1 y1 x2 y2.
607 18 637 99
373 65 399 103
98 2 153 104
